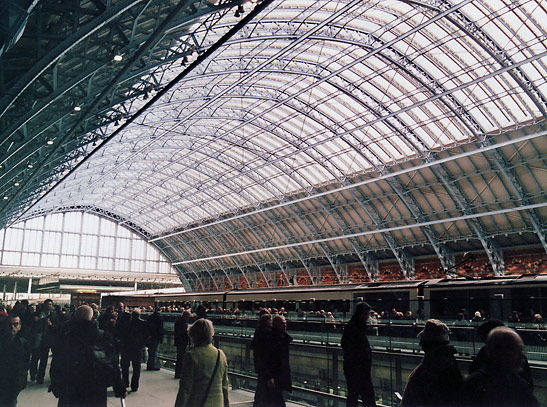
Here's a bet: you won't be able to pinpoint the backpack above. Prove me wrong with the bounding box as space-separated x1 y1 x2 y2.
88 330 118 387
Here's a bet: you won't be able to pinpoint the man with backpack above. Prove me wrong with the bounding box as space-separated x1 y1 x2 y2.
50 305 126 406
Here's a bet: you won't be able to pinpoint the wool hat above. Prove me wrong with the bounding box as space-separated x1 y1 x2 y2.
417 319 450 342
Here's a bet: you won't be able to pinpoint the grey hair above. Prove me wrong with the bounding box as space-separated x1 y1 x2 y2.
73 305 93 321
486 326 523 353
189 318 214 347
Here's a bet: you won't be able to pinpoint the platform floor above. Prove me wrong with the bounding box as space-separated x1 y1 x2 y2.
17 363 303 407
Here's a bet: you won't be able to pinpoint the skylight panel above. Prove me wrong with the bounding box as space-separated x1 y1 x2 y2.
411 126 436 150
513 21 538 46
412 54 446 82
438 117 467 142
493 11 525 42
409 30 434 51
265 174 294 195
367 140 391 164
399 107 427 131
520 59 545 84
460 1 489 23
318 102 346 125
340 67 363 85
480 18 514 48
467 104 497 131
436 129 455 146
299 163 332 185
393 135 415 157
501 93 534 124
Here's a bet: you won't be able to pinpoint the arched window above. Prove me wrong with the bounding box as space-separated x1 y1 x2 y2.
0 212 175 274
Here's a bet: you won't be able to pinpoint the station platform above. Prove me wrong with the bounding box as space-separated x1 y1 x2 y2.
17 364 303 407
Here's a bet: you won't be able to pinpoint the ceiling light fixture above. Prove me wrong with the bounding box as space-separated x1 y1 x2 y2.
143 86 153 100
235 4 244 17
113 47 123 62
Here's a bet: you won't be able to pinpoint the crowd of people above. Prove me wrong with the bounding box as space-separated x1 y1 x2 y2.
0 299 541 407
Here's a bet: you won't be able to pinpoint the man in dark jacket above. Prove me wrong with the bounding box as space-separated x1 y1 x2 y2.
469 319 533 389
174 310 191 379
251 311 272 406
30 299 59 384
401 319 463 407
462 327 538 407
50 305 126 407
113 302 130 353
0 315 30 407
146 308 164 371
259 314 292 407
98 305 117 337
341 302 376 407
120 309 149 392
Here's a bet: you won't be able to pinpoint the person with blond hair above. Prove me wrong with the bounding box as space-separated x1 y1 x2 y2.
175 318 229 407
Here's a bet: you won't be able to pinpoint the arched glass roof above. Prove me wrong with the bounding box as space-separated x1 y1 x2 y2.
0 0 545 290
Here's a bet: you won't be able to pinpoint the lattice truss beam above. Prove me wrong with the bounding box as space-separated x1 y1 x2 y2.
0 0 545 289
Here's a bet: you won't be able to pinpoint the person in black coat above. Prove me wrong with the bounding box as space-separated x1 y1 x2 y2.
463 326 538 407
120 309 149 392
251 311 272 406
258 315 292 407
113 302 131 353
401 319 463 407
146 308 164 371
174 310 191 379
50 305 126 407
30 299 60 384
341 302 376 407
98 306 117 337
0 315 30 407
469 319 533 389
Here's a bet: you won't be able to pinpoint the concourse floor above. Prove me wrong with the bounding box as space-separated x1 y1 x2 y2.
17 364 303 407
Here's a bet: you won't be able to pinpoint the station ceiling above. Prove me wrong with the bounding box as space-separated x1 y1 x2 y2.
0 0 546 291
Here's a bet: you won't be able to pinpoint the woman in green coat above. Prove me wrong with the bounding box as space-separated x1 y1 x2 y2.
175 318 229 407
